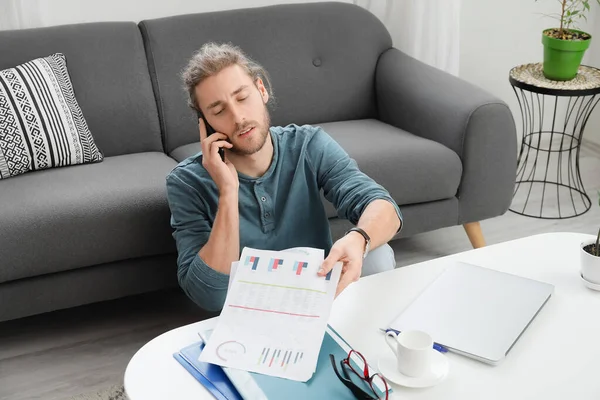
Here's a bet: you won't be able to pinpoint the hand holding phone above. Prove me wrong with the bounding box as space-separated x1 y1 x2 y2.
197 110 224 161
197 111 238 195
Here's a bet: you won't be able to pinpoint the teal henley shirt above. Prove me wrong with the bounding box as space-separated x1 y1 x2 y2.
165 124 402 311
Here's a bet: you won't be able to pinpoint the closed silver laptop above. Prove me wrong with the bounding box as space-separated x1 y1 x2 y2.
389 262 554 365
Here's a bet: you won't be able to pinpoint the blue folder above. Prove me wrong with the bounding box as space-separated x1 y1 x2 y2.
173 327 391 399
174 342 244 400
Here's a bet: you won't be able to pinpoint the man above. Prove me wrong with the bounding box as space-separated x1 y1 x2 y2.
166 42 402 312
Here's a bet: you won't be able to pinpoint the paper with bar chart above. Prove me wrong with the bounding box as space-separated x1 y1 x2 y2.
199 247 342 381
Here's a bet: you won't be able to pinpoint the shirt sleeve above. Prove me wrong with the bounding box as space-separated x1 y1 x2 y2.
166 173 229 312
306 127 403 230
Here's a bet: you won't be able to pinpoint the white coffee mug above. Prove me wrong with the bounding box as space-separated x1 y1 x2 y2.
385 330 433 377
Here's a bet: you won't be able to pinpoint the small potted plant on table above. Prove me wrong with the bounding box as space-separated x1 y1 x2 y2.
537 0 599 80
581 195 600 288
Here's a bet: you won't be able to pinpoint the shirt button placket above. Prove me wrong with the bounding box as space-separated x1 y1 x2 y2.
255 183 272 229
261 195 271 218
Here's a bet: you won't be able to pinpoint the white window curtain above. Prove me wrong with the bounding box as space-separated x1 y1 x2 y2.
0 0 41 31
354 0 461 76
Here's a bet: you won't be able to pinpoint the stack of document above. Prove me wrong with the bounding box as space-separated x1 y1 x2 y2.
173 325 391 399
199 247 343 382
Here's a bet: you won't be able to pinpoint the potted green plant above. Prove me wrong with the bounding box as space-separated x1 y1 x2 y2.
581 194 600 287
537 0 599 81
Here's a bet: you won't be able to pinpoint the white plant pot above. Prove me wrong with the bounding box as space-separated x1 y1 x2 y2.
581 239 600 284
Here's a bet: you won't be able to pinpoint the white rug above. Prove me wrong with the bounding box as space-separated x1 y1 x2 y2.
66 385 128 400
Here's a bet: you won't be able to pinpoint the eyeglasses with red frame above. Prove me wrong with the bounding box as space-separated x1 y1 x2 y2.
329 350 390 400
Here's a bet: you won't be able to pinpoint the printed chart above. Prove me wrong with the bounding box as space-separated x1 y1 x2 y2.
257 348 304 370
243 254 332 280
200 247 342 381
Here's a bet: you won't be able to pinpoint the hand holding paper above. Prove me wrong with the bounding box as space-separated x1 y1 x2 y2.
319 233 367 297
200 247 342 382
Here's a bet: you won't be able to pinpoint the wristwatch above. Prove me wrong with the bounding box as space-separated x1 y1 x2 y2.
345 227 371 259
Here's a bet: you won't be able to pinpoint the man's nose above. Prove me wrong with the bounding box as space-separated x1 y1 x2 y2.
230 104 245 127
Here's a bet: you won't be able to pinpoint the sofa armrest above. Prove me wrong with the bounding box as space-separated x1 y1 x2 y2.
375 48 518 223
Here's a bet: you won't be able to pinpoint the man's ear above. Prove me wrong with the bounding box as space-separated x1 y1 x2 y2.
255 78 269 104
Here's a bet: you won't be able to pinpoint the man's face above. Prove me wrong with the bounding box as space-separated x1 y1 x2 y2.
196 64 271 156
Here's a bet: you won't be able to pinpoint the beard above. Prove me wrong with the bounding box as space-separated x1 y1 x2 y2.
229 104 271 156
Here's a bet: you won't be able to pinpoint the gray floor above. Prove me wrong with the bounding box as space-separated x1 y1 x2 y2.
1 144 599 400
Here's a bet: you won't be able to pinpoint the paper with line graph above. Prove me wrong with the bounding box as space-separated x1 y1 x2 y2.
199 247 342 381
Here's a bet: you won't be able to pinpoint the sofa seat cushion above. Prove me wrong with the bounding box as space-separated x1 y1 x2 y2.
0 152 178 284
318 119 462 218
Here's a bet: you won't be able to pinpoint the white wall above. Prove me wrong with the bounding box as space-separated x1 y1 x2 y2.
460 0 600 145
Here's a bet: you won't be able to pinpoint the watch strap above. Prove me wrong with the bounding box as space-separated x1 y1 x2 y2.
345 227 371 259
346 227 371 243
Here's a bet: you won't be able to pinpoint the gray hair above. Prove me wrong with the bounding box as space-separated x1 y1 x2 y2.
181 42 274 112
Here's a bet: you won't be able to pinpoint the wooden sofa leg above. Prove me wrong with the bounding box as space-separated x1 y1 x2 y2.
463 222 486 249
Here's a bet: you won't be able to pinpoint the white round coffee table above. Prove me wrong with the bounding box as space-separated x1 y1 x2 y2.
124 317 219 399
125 233 600 400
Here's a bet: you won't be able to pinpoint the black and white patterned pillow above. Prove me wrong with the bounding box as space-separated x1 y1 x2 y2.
0 53 103 179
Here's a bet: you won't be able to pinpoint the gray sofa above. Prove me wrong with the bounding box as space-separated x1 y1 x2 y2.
0 2 517 322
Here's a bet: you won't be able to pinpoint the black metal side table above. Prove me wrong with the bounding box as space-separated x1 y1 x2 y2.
509 63 600 219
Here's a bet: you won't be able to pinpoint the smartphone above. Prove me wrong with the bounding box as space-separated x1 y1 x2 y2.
197 110 225 161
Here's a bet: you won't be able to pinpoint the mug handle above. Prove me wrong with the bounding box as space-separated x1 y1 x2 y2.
385 331 400 358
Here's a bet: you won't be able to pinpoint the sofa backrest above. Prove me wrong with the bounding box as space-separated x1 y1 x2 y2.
0 22 163 157
139 2 392 154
